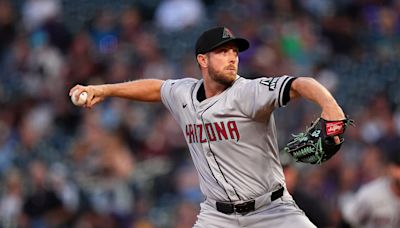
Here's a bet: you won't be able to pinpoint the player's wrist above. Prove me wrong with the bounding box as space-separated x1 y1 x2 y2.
321 104 345 121
93 84 108 97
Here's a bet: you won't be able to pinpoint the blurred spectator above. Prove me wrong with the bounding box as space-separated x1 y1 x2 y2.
118 7 144 44
362 4 400 58
0 109 17 173
86 180 133 227
14 105 56 168
301 0 334 18
154 0 205 32
41 15 72 54
22 0 61 32
28 29 67 104
49 162 79 213
249 42 294 76
0 0 16 62
88 8 119 55
65 30 99 84
136 32 175 80
0 169 23 228
70 109 134 180
22 160 63 227
320 3 362 56
341 151 400 227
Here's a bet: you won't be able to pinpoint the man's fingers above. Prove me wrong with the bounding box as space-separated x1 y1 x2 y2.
69 84 83 96
90 97 103 108
70 85 104 109
334 136 341 144
84 93 103 109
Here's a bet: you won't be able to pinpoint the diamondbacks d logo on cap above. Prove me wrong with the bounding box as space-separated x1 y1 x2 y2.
222 28 234 38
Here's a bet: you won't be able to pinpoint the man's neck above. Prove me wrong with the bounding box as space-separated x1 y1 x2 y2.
203 78 227 98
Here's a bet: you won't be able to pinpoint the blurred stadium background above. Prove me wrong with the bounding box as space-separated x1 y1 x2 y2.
0 0 399 227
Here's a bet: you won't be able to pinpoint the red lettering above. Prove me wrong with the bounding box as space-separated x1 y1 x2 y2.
193 123 198 143
189 124 195 143
205 123 216 142
186 121 240 143
227 121 240 141
185 125 192 143
197 124 206 143
214 122 228 140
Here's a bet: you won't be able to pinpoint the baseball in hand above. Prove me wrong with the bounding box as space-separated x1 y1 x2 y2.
71 90 88 106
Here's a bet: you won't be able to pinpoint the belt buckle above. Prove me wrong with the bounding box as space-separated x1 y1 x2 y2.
234 200 255 214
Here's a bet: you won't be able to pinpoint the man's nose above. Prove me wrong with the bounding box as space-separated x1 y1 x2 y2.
227 50 237 62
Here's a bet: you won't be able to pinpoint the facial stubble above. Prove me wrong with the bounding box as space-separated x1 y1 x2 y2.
207 64 237 87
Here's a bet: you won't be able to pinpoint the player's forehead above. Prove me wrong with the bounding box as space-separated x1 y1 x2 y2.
211 42 239 52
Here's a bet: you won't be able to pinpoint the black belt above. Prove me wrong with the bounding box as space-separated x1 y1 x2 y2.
216 187 284 215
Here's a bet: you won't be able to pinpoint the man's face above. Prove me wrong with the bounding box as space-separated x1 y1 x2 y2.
205 42 239 86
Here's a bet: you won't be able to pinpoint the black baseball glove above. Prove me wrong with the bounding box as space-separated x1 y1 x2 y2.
283 116 354 164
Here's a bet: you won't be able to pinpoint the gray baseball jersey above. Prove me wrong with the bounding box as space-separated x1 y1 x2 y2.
161 75 294 202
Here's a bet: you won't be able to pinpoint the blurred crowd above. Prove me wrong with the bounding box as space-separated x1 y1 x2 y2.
0 0 399 227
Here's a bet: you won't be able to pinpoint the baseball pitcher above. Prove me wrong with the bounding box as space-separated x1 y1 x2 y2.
70 27 350 227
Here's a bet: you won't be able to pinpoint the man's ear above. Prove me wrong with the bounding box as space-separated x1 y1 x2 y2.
197 54 208 68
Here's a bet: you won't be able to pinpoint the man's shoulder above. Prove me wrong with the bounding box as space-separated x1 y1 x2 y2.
233 75 255 86
163 77 199 89
161 77 199 97
229 76 262 94
166 77 199 85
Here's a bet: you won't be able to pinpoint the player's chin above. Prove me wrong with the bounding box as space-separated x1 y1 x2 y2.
227 72 237 81
221 75 236 86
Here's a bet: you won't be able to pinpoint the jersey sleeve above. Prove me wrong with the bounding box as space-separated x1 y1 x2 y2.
237 75 296 120
160 78 195 122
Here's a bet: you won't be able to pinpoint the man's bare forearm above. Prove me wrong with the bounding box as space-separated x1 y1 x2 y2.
69 79 164 108
99 79 164 102
290 77 344 120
